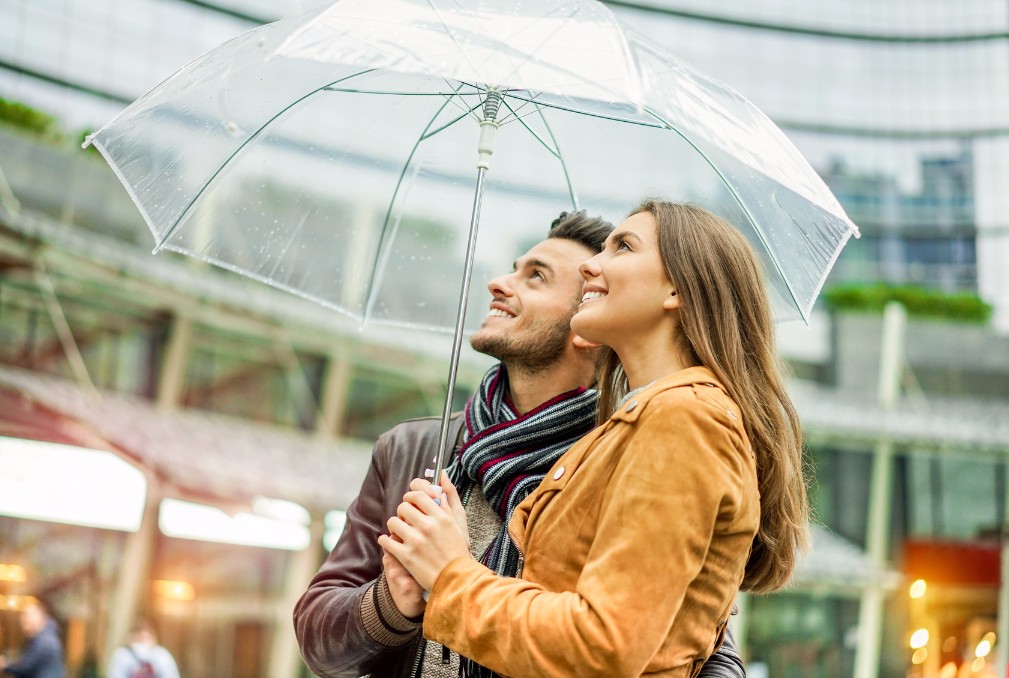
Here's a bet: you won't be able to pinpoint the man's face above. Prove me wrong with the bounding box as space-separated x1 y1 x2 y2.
470 237 595 372
20 604 45 637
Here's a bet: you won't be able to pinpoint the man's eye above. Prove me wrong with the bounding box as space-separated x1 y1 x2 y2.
531 271 545 280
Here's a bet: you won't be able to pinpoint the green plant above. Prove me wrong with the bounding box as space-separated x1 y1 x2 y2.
822 282 992 323
0 97 59 138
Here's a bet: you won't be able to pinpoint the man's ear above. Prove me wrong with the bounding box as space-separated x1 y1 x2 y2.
572 333 602 351
661 290 681 311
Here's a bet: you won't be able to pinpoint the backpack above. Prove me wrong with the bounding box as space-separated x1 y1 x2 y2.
126 647 157 678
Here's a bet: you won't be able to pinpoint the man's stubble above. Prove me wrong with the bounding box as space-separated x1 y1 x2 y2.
470 305 577 375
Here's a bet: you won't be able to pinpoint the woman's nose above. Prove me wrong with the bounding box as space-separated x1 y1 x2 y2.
579 256 600 279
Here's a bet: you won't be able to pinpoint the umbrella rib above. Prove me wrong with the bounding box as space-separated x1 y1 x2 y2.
440 0 584 94
421 103 484 141
500 93 666 128
536 105 580 211
362 93 465 324
489 5 582 89
156 70 380 250
425 0 485 82
502 99 560 159
324 81 483 125
440 79 484 123
496 90 544 125
640 106 806 318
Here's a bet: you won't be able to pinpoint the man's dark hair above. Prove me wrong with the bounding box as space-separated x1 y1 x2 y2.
548 209 612 253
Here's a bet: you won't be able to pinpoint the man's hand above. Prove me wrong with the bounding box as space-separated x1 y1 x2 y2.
382 547 426 619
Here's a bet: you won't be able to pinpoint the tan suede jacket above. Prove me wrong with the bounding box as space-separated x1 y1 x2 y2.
424 366 760 677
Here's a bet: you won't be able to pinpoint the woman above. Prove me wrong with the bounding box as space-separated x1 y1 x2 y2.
380 200 810 677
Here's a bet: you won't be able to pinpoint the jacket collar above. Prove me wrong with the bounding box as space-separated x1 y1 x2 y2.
610 366 726 424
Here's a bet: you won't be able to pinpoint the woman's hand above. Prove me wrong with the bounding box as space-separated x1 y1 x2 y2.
410 472 469 541
378 472 473 591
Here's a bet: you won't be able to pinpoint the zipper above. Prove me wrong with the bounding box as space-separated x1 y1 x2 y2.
408 636 424 678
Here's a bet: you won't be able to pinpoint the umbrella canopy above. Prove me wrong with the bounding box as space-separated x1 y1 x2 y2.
86 0 858 333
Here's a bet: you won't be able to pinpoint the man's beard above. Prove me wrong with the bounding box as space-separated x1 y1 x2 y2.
470 314 573 374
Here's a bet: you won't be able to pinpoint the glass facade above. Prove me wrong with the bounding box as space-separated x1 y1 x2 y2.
2 2 1008 678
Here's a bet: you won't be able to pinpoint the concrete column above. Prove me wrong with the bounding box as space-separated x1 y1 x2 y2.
157 314 193 409
996 462 1009 673
971 138 1009 334
102 479 161 668
852 302 905 678
266 517 326 678
316 348 352 439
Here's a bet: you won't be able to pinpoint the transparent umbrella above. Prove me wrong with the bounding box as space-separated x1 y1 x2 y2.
85 0 859 477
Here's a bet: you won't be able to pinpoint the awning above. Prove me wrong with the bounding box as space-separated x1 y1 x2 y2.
793 525 902 593
0 365 372 514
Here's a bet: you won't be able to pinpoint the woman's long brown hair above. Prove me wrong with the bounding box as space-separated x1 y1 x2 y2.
595 200 810 593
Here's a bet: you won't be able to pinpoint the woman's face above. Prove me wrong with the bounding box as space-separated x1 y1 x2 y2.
571 211 678 350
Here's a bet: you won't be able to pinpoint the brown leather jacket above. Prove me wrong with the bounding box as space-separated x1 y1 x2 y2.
294 411 746 678
295 414 465 678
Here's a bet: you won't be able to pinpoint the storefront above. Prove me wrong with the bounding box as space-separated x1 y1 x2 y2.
903 539 1000 678
0 371 369 678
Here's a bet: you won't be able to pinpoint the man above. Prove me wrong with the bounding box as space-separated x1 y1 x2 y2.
0 600 65 678
294 211 745 677
107 619 180 678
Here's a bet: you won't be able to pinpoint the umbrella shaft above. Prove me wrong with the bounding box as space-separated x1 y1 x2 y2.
432 165 489 484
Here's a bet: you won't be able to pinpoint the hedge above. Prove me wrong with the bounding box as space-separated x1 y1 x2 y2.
822 283 992 323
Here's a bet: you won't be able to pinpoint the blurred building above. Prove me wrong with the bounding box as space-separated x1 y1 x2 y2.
1 2 1008 678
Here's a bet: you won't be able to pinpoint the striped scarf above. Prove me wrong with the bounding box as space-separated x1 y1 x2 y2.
446 364 598 678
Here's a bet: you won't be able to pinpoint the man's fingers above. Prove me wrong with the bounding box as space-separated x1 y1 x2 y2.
378 533 407 560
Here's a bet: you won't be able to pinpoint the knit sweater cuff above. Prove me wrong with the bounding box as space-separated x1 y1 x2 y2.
361 573 422 647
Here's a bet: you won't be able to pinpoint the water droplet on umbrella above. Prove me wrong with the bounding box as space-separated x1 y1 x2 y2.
225 121 243 137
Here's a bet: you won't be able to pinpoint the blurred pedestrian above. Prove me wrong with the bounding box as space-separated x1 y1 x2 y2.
0 599 65 678
107 620 179 678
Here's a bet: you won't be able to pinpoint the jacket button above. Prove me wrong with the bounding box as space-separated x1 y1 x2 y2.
625 400 638 412
553 466 565 480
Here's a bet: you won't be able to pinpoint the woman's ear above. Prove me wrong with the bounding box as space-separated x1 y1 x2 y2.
661 289 681 311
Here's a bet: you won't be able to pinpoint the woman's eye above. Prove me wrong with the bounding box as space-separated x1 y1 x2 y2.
616 239 631 251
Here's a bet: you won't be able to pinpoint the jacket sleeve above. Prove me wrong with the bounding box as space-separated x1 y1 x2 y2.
698 625 746 678
293 430 421 678
3 632 61 678
423 399 753 677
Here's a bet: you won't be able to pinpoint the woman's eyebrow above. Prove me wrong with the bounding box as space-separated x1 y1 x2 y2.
609 230 642 243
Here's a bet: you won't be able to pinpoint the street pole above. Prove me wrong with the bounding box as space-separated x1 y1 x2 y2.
852 301 905 678
996 460 1009 674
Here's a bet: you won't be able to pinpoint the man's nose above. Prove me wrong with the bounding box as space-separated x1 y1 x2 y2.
487 272 514 296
